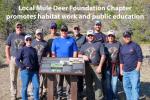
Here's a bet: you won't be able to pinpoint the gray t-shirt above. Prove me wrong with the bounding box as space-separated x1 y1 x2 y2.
31 39 48 62
104 41 121 63
73 34 86 51
6 32 26 57
80 41 105 65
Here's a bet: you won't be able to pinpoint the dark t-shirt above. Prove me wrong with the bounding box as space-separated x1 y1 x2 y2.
104 41 121 63
5 32 26 57
31 39 48 62
94 32 106 43
79 41 105 65
73 34 86 51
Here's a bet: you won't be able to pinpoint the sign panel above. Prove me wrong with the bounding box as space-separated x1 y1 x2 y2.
40 57 85 75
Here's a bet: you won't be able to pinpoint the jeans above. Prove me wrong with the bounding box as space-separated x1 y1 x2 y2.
21 69 39 100
102 66 119 100
123 69 140 100
111 66 119 100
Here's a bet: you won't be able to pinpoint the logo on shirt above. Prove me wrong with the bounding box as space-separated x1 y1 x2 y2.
14 39 24 49
85 47 96 60
34 44 45 56
108 47 118 62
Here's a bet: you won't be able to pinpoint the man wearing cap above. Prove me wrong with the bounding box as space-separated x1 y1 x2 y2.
44 21 59 41
104 30 121 100
78 30 106 100
51 24 78 99
5 22 26 100
16 34 39 100
31 29 48 98
72 25 86 98
120 30 143 100
44 22 60 57
94 20 106 43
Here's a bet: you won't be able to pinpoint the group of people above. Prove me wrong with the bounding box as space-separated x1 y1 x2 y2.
5 20 143 100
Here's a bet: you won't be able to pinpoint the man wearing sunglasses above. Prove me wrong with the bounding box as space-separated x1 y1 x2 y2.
78 30 106 100
51 24 78 100
72 25 86 99
120 30 143 100
5 22 26 100
94 20 106 43
31 29 48 98
46 22 60 57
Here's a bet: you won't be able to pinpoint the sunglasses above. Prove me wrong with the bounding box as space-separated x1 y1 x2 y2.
16 27 22 29
51 27 57 29
96 23 101 26
74 27 79 30
61 29 67 32
88 35 94 37
26 38 32 41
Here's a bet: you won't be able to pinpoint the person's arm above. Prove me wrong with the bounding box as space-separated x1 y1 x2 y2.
135 44 143 71
51 39 56 57
78 45 89 61
15 49 24 69
96 43 106 74
5 45 11 64
72 39 78 58
119 47 124 75
5 34 12 64
96 54 106 74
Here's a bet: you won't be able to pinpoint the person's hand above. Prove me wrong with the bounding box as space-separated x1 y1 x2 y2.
120 69 123 76
135 67 140 72
96 66 101 74
82 55 89 61
5 58 10 64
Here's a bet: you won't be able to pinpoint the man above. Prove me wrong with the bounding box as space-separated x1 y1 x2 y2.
31 29 48 97
72 25 86 99
47 22 60 57
78 30 106 100
15 34 39 100
94 20 106 43
5 22 26 100
51 24 78 99
104 30 121 100
120 30 143 100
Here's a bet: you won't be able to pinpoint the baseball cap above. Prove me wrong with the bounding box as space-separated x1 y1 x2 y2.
95 20 102 25
50 22 57 29
107 30 116 36
15 22 22 27
35 29 43 34
87 30 94 36
123 30 132 37
25 34 32 40
61 24 68 32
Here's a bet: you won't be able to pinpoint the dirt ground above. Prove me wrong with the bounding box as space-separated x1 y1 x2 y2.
0 63 150 100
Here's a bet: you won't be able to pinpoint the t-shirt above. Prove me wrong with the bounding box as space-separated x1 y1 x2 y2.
94 32 106 43
31 39 48 62
120 41 143 72
73 34 86 51
15 46 39 71
79 41 105 65
51 36 78 57
5 32 26 57
104 41 121 63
